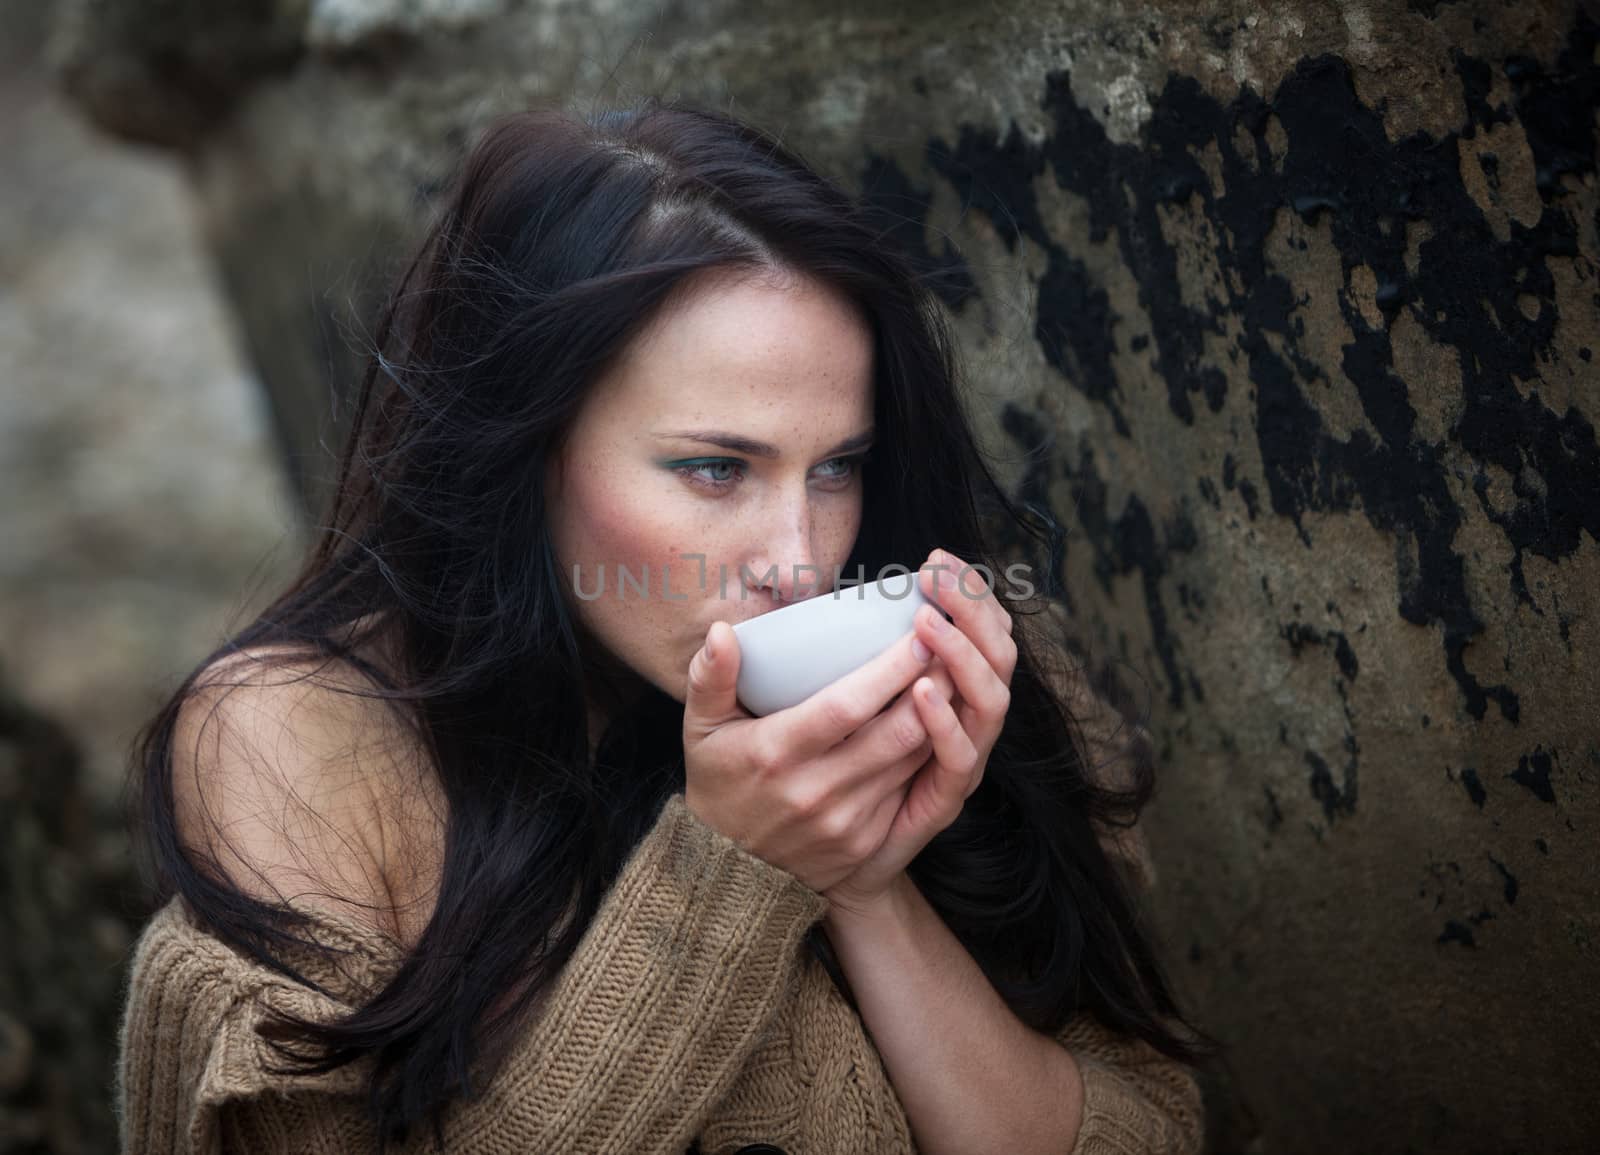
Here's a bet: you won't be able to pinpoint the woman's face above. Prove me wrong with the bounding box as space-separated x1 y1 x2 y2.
545 266 876 703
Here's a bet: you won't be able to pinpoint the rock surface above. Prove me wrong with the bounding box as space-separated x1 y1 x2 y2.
3 11 302 1148
3 4 304 802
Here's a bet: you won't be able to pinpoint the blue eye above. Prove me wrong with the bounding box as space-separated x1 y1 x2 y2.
664 451 870 495
670 458 745 491
813 454 865 484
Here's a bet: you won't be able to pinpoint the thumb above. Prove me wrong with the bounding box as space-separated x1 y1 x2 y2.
683 620 744 736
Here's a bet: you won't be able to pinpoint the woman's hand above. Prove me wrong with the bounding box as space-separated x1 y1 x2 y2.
822 549 1018 918
682 610 947 895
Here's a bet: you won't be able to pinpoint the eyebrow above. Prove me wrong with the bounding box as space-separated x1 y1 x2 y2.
653 427 876 459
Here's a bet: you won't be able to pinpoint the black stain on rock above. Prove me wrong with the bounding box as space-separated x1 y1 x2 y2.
928 126 1131 435
1555 596 1573 651
1439 906 1496 949
1237 478 1261 520
1454 50 1510 134
1278 620 1359 681
1280 620 1320 655
1459 766 1487 808
1037 251 1127 434
994 402 1072 614
1508 746 1558 804
1261 782 1284 832
1332 633 1358 681
1506 39 1600 194
1438 919 1476 947
1054 438 1198 706
935 11 1599 723
1307 747 1357 823
1487 853 1519 904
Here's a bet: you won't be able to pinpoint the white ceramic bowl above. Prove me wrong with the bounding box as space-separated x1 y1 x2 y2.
730 571 939 716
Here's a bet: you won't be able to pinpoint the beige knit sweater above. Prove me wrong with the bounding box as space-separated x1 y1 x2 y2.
116 680 1204 1154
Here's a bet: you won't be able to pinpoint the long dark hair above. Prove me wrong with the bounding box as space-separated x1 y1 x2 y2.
129 97 1216 1144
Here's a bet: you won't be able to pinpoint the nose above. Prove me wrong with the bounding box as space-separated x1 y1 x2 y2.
743 495 828 604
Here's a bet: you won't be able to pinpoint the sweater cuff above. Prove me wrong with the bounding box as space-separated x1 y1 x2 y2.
651 792 832 934
1072 1058 1154 1155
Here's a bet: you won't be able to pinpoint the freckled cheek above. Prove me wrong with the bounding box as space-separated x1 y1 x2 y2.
572 473 712 598
818 495 865 572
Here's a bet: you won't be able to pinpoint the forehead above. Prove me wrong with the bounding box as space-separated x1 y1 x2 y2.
591 267 876 428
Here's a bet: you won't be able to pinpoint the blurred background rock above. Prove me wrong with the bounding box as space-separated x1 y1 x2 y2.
4 0 1598 1151
0 0 303 1149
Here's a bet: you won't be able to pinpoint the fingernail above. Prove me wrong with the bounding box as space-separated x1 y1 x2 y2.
928 607 949 631
912 636 932 662
937 567 956 590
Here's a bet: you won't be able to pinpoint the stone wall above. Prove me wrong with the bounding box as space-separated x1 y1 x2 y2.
2 1 304 801
51 1 1600 1151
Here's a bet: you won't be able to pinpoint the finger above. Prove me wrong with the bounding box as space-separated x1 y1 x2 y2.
928 549 1011 632
880 649 958 745
854 652 957 773
922 549 1016 672
682 621 746 738
858 729 932 840
833 649 972 800
913 601 1012 726
910 675 981 808
839 656 956 795
768 627 934 760
854 680 943 811
821 666 938 785
920 550 1018 687
921 550 1017 646
865 774 911 840
893 652 956 709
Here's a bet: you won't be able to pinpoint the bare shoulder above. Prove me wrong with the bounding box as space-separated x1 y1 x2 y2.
170 643 445 942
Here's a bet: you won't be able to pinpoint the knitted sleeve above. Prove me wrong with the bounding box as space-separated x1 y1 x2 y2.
115 792 831 1154
1055 1013 1205 1155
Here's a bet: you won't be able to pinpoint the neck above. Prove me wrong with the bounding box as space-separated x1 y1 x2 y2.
577 635 645 764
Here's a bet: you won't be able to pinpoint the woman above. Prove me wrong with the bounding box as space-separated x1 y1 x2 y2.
117 98 1215 1154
